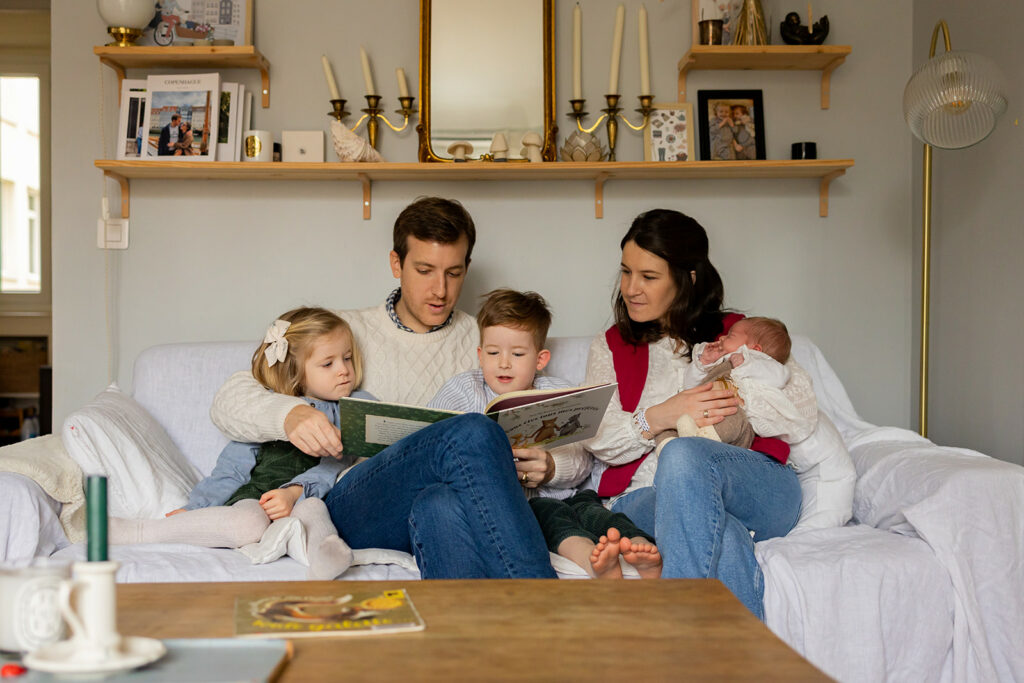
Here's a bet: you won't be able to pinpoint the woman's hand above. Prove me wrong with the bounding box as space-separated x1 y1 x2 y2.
645 381 740 435
512 448 555 488
284 404 343 458
259 486 303 520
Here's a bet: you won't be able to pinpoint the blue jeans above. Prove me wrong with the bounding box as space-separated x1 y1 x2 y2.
611 438 800 619
324 413 556 579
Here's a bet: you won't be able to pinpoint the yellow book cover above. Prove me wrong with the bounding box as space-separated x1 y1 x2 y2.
235 589 425 638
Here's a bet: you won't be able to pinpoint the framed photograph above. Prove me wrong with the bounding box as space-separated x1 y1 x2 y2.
139 0 254 47
115 79 147 160
697 89 765 161
141 72 221 160
644 103 695 162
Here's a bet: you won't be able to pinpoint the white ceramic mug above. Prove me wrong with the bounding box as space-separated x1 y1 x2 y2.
243 129 273 162
58 561 122 662
0 559 70 653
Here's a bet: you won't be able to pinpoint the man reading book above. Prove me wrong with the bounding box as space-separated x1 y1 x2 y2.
209 198 555 579
428 289 662 579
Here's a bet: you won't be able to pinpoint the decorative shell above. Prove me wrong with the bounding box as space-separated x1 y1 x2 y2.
330 120 383 163
559 130 606 162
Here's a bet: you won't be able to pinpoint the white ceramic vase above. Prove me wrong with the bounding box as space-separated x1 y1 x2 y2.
96 0 156 29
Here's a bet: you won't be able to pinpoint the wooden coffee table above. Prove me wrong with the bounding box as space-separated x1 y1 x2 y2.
116 579 826 681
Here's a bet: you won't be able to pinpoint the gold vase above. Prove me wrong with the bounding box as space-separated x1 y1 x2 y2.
733 0 769 45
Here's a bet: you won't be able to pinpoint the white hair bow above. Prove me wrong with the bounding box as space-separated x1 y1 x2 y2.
263 319 292 367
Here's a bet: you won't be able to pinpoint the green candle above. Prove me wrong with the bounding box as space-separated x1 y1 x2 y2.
86 475 108 562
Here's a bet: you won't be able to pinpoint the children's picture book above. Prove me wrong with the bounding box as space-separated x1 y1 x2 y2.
338 383 617 457
140 72 221 160
217 82 241 162
115 79 148 160
235 589 425 638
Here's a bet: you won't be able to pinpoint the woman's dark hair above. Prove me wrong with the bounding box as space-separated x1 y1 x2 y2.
613 209 726 355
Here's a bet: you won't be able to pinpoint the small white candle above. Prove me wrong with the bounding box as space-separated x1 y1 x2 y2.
608 4 625 94
638 4 650 96
396 67 410 98
360 46 376 96
572 3 582 100
321 54 340 100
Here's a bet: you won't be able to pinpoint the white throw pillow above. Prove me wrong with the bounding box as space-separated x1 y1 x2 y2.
62 384 201 519
790 411 857 532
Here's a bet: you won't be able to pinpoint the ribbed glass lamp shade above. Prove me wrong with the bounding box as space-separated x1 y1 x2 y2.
903 51 1008 149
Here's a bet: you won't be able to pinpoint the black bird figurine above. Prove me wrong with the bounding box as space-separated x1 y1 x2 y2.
780 11 829 45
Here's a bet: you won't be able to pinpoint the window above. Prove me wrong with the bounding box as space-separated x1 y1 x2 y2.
0 76 42 294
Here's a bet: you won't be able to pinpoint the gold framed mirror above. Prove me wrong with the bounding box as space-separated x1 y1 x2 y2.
418 0 556 162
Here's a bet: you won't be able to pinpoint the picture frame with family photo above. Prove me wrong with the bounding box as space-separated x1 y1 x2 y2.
697 89 766 161
140 73 220 160
138 0 254 47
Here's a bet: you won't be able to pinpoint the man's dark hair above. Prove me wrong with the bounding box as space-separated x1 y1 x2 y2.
170 113 180 122
392 196 476 266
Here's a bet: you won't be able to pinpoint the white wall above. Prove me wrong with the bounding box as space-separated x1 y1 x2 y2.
51 1 916 435
911 0 1024 464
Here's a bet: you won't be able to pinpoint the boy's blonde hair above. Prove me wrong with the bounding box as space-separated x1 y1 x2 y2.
251 307 362 397
743 316 791 364
476 289 552 351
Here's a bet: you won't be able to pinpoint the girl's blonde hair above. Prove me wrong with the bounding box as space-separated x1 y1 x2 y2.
250 307 363 397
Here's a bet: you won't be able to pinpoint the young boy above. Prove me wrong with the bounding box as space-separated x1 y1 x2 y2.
428 289 662 579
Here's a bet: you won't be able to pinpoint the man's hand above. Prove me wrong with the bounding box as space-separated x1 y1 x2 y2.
284 404 343 458
512 447 555 488
259 486 302 520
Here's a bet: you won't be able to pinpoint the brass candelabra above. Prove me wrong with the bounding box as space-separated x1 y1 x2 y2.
568 94 653 161
329 96 416 149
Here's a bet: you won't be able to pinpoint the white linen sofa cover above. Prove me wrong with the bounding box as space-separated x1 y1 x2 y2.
1 335 1022 683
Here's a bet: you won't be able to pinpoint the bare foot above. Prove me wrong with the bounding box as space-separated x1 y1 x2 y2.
589 527 623 579
620 536 663 579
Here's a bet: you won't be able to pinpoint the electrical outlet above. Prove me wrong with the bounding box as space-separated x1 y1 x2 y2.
97 218 129 249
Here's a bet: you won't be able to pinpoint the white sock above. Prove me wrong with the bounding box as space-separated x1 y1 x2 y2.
291 497 353 580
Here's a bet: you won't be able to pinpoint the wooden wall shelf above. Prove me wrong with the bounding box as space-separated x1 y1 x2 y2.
677 45 851 109
94 45 271 107
96 159 853 220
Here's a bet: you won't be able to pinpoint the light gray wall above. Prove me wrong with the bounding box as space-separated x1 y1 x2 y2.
911 0 1024 464
51 2 916 436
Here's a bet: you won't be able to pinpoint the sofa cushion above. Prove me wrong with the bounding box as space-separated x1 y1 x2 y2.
62 384 201 519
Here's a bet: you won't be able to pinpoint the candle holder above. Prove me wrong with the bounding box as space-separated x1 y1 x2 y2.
328 99 350 122
349 95 416 150
568 94 654 161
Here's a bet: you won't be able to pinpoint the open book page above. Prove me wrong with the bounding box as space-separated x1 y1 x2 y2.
485 383 617 449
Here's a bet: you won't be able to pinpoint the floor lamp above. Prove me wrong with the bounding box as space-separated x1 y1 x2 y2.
902 20 1007 437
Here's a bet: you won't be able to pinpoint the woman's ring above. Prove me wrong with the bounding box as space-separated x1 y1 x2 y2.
521 471 529 484
703 409 710 419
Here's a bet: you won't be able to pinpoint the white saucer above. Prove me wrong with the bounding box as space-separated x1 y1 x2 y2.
24 636 166 674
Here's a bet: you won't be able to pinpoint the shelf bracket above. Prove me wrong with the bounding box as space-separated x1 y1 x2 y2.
820 55 846 109
819 169 844 217
258 60 271 108
594 172 609 219
103 170 130 218
358 173 371 220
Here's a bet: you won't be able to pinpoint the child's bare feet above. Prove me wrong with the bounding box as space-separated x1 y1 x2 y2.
620 536 663 579
589 527 623 579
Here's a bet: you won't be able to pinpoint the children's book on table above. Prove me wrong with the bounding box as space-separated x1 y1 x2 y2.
235 588 425 638
337 383 617 458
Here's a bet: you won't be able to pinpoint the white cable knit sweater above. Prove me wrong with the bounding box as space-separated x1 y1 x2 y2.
210 303 479 443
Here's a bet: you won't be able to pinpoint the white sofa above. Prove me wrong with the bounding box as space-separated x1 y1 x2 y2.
1 335 1022 683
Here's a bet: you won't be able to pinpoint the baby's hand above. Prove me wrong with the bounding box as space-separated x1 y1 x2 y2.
729 353 745 368
700 341 725 364
165 508 186 517
259 487 303 520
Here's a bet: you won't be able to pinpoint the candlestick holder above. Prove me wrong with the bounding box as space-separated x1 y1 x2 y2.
349 95 416 150
568 94 654 162
327 99 350 122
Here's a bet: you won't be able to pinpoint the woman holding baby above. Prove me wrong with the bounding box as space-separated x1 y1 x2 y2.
573 208 816 618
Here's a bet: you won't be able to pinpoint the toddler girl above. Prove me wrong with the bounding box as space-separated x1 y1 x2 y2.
110 307 371 580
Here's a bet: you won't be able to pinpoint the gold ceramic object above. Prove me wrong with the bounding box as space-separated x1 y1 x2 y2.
106 26 144 47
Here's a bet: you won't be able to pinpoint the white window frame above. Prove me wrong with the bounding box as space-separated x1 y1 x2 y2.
0 25 51 313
